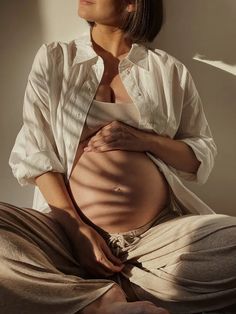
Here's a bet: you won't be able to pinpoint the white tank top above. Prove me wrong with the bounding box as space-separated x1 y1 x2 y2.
80 99 140 141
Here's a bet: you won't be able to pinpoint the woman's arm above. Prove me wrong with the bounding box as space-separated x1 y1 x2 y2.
84 121 200 174
143 132 200 174
35 172 85 230
9 44 123 277
35 171 124 276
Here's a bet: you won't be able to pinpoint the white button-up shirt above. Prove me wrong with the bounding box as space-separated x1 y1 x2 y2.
9 32 217 215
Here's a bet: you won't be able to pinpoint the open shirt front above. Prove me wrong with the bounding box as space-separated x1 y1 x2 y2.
9 32 217 215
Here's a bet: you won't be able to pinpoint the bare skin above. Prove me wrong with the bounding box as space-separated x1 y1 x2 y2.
92 38 133 103
79 285 170 314
69 144 170 233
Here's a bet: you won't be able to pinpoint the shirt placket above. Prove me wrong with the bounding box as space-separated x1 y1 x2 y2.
65 57 104 179
119 63 144 128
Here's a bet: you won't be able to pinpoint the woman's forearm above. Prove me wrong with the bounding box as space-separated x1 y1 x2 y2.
83 121 200 173
35 172 85 232
145 133 200 173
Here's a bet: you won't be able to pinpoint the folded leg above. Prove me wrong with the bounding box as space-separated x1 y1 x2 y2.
114 214 236 313
0 202 117 314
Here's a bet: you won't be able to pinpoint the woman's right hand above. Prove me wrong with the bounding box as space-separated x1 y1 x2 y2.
71 222 124 277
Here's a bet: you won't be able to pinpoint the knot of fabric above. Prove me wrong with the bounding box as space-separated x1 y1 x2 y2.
108 234 141 256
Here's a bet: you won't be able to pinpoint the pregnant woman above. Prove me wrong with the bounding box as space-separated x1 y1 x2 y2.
1 0 236 313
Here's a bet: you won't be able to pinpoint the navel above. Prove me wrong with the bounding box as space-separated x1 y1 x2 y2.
113 185 122 192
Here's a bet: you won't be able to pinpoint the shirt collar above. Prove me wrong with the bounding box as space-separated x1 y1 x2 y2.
126 43 149 71
73 31 149 71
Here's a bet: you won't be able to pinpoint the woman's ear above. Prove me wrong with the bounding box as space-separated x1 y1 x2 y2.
126 1 137 13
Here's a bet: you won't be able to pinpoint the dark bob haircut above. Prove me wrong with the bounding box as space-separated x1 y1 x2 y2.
88 0 163 43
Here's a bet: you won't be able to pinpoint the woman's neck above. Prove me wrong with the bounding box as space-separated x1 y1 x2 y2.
91 24 132 58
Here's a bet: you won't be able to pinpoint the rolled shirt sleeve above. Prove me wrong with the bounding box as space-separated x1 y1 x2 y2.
9 44 64 186
173 67 217 184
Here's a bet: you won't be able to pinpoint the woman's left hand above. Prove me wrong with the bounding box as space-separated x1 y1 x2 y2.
84 121 152 153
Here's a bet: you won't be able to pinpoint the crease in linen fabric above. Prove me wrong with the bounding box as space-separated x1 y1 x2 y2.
0 202 236 314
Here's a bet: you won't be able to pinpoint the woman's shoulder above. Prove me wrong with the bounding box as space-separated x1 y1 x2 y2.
143 45 196 89
147 46 188 74
33 36 86 67
37 34 91 67
43 39 77 63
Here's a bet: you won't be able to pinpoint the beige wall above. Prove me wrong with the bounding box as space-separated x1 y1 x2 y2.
1 0 235 215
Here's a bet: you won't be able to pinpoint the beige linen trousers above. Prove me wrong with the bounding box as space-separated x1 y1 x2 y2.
0 202 235 314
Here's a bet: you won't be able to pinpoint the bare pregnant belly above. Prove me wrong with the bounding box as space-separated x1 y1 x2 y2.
69 150 170 233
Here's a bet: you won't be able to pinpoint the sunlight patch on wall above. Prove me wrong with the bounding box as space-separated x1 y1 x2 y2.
193 54 236 76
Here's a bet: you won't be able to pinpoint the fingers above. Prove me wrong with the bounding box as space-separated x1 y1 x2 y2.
84 121 127 150
83 120 146 153
102 242 124 267
86 130 121 147
77 224 124 277
86 135 118 148
97 253 124 273
84 138 123 152
92 243 124 276
87 254 122 277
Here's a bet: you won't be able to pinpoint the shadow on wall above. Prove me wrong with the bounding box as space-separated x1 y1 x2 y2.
0 0 43 207
151 0 236 215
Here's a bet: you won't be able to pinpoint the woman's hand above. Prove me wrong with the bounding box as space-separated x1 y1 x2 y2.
71 222 124 277
84 121 151 153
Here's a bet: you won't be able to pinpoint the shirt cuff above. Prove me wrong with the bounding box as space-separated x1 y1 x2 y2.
176 138 216 184
10 150 65 186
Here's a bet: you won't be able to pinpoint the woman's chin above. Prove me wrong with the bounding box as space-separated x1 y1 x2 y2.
78 9 94 21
